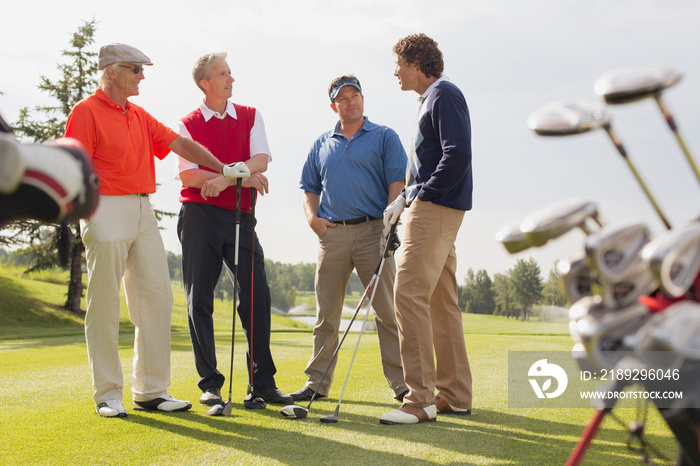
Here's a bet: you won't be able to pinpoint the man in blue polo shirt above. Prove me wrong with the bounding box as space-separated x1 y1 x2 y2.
292 75 409 403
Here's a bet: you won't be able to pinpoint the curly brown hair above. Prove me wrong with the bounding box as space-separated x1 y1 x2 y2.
393 33 444 79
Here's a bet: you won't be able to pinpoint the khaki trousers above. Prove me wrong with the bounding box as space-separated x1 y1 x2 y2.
394 199 473 409
304 219 407 396
81 195 174 404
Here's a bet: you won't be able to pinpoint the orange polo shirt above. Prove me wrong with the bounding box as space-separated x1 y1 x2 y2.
65 88 178 195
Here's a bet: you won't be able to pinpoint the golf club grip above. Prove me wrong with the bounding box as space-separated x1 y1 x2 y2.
373 221 399 276
234 178 242 265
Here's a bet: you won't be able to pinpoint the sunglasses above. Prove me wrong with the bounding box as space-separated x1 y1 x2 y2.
118 65 144 75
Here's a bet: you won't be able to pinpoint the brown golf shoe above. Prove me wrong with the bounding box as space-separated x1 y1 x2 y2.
435 395 471 415
379 403 437 424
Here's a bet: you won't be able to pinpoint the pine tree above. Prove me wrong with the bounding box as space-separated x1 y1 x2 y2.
9 19 98 313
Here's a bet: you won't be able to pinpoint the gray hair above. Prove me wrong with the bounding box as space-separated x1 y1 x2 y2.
193 52 228 93
99 63 121 88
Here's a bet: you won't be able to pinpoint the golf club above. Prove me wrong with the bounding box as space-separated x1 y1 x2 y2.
575 301 650 370
594 65 700 185
584 220 651 282
207 178 243 417
319 222 399 424
496 198 604 254
527 99 672 230
244 188 266 409
280 222 399 420
520 198 603 247
495 221 532 254
641 219 700 298
558 256 594 305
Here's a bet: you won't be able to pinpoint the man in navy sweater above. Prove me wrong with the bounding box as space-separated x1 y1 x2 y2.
381 33 473 425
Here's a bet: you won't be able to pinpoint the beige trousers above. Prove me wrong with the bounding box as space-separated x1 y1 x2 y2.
81 195 174 404
394 199 473 409
304 219 407 396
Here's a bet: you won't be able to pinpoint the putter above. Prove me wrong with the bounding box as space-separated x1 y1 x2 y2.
207 178 243 417
594 65 700 185
319 223 399 424
244 188 266 410
496 198 604 254
527 99 672 230
280 222 399 420
641 220 700 298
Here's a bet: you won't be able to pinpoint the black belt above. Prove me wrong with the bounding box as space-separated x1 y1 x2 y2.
136 193 150 197
335 216 378 225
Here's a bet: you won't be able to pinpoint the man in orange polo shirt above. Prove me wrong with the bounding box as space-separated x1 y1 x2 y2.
65 43 249 418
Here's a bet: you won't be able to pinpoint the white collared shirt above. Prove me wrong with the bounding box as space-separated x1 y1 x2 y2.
176 99 272 177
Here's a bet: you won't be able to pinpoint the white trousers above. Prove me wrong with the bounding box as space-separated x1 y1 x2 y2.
81 195 174 404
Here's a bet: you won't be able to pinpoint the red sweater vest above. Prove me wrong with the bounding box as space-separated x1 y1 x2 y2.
179 104 256 212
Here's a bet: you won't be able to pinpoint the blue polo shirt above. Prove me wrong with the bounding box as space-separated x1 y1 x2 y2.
300 117 407 222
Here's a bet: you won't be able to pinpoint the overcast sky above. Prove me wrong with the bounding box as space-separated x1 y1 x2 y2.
2 0 700 281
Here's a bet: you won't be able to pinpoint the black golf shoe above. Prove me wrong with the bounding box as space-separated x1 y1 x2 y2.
289 386 328 402
252 387 293 405
133 394 192 412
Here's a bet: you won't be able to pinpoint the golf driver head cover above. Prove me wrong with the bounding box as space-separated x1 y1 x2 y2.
47 138 100 223
0 136 99 227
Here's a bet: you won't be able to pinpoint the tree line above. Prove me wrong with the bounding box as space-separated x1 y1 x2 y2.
1 20 568 319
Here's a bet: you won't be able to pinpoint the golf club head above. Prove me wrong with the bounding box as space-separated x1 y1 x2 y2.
520 198 602 247
593 259 658 309
642 220 700 298
629 308 688 370
585 220 651 282
495 221 533 254
568 295 602 344
594 65 682 105
319 414 339 423
643 301 700 358
243 394 267 409
527 99 610 136
571 342 597 373
575 302 651 370
206 402 229 416
558 256 594 305
280 405 308 419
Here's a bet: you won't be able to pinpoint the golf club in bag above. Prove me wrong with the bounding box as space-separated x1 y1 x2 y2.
207 178 243 417
244 188 266 409
280 221 400 420
511 65 700 464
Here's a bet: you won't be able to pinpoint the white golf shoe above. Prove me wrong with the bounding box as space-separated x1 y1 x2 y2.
96 399 127 418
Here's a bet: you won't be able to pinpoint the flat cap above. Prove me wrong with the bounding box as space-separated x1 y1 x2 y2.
98 43 153 70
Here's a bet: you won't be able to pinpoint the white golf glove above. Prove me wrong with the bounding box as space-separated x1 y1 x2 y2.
383 195 406 230
222 162 251 179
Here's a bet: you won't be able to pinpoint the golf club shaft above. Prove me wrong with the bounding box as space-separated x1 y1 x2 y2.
306 273 377 409
565 408 607 466
603 125 672 230
653 94 700 185
249 188 257 391
328 222 398 416
228 178 243 402
335 255 388 409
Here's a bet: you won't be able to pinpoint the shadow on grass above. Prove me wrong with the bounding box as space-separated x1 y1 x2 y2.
122 404 676 464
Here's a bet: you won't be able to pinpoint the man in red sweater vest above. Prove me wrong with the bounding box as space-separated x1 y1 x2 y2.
177 52 292 408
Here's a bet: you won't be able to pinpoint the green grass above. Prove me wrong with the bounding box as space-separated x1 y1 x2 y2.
0 267 678 465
